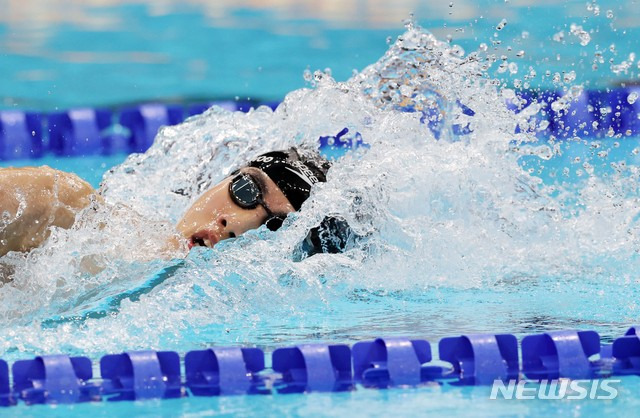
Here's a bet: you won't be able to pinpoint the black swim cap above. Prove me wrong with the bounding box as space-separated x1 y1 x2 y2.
247 148 330 210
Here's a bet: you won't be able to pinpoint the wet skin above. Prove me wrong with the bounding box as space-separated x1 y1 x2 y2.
0 166 95 257
176 167 295 249
0 166 294 257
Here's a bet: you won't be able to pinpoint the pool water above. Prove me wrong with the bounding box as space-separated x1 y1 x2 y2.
0 0 638 111
7 379 640 417
2 1 640 416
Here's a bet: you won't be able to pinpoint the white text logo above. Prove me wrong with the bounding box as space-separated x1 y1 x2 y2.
489 379 620 400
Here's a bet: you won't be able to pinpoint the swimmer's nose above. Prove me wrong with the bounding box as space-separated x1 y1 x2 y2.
217 216 236 240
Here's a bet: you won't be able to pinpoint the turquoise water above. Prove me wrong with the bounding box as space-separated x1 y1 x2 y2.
2 0 640 416
0 0 639 110
7 378 640 417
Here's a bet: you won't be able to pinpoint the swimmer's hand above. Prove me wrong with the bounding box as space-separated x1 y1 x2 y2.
294 215 356 260
0 166 98 256
162 233 189 257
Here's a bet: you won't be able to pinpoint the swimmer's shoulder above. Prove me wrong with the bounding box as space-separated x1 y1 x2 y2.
0 166 100 256
0 165 96 201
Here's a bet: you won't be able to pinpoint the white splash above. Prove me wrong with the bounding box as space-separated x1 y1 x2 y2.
1 23 639 358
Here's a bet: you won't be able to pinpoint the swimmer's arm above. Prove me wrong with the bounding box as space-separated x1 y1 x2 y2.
0 166 98 256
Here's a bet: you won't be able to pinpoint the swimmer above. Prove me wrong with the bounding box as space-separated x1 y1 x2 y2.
0 147 345 258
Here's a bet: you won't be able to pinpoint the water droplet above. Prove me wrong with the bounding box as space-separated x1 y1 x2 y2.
606 9 614 19
628 92 638 105
564 70 576 83
449 2 454 7
569 24 591 46
516 50 525 58
496 19 507 31
521 31 529 39
538 120 550 131
403 15 415 30
502 88 516 99
553 31 565 43
451 45 465 57
399 85 413 97
508 62 518 74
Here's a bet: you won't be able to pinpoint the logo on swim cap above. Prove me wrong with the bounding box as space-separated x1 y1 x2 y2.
255 156 274 163
247 148 329 210
290 160 320 185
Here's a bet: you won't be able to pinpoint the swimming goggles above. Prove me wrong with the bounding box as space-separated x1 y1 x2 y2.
229 173 286 231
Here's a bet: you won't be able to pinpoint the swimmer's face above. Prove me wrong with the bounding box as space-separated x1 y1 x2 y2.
176 167 295 249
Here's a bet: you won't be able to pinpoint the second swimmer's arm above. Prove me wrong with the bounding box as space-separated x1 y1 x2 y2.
0 166 97 257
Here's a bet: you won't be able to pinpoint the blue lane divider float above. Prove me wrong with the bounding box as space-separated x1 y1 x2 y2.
1 326 640 407
185 347 266 396
609 326 640 376
0 99 269 160
521 330 600 380
438 333 519 385
352 338 431 387
120 104 184 153
12 354 99 405
0 111 43 160
510 87 640 138
273 343 352 393
0 360 15 407
1 88 640 161
48 108 112 156
100 350 184 401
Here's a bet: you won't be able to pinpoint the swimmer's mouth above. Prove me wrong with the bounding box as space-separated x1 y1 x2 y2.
189 233 218 249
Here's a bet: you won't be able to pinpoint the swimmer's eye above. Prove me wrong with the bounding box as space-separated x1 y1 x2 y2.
229 173 262 209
